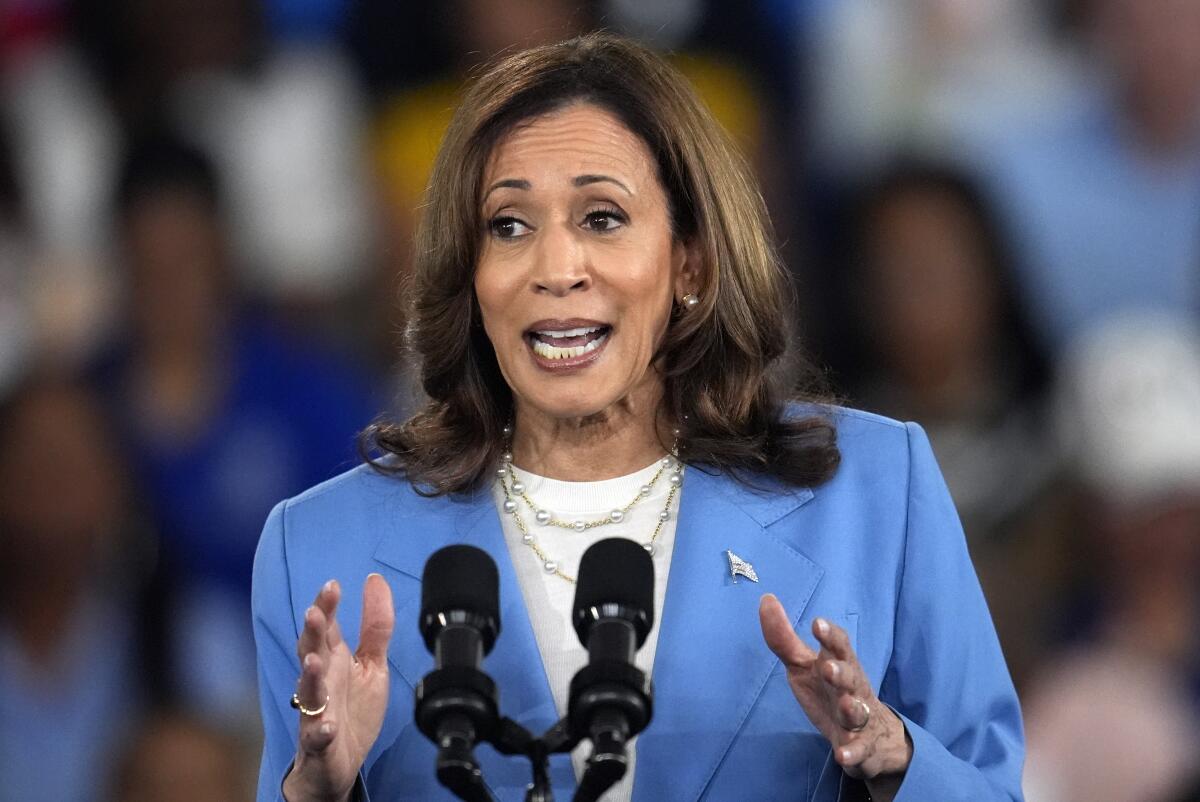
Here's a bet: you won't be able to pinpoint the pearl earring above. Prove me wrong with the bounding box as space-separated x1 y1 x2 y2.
681 293 700 309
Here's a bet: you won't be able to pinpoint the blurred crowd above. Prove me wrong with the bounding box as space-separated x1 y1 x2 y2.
0 1 1197 801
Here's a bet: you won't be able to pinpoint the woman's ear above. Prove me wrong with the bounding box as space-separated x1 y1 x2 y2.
672 237 703 302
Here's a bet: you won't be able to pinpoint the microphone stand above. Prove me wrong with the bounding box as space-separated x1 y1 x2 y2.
477 677 646 802
487 716 557 802
447 712 626 802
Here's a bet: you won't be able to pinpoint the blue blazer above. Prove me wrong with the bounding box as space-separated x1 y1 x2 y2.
253 409 1025 801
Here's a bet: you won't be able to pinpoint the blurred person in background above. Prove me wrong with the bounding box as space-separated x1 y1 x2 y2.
0 119 36 393
0 371 159 802
98 134 374 729
842 163 1062 689
848 162 1053 541
111 709 254 802
1022 312 1200 802
70 0 376 325
800 0 1076 183
789 0 1078 369
2 0 123 369
3 0 376 353
973 0 1200 353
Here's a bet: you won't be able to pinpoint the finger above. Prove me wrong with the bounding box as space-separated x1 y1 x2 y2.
833 739 868 770
317 580 345 652
837 695 871 732
759 594 817 667
296 579 338 660
812 618 854 662
296 650 328 715
356 573 395 666
821 659 858 694
297 604 329 662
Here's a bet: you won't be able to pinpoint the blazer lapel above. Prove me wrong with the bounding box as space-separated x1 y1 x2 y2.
633 468 822 802
373 488 576 801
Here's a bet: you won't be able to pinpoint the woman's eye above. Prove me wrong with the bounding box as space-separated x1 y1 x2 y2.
489 216 532 239
583 208 626 232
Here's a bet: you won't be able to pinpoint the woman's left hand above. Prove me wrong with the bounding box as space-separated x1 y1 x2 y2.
759 593 912 798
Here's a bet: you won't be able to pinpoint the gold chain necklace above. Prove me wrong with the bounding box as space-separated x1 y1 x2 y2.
496 448 683 584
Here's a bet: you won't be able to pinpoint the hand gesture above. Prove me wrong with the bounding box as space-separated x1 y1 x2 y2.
284 574 395 802
759 594 911 796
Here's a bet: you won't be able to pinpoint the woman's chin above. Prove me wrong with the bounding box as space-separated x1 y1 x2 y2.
521 395 619 422
511 376 631 422
506 349 660 423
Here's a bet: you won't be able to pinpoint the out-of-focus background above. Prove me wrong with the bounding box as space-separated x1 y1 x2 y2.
0 1 1197 800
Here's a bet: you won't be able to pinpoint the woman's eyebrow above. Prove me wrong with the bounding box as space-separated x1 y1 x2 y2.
573 174 632 195
482 178 531 202
482 174 633 202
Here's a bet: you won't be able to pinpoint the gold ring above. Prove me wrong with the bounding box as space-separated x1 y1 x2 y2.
290 693 329 717
846 698 870 732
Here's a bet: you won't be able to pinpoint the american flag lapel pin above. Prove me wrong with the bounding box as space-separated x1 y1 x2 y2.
726 550 759 583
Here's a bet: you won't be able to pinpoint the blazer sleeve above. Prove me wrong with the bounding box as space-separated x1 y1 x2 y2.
251 501 372 802
881 423 1026 802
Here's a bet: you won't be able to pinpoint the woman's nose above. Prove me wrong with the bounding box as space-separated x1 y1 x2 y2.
532 224 591 296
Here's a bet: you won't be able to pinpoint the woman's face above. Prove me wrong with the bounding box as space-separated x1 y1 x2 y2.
474 103 694 422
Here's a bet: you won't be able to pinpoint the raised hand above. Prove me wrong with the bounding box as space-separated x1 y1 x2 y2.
284 574 395 802
758 594 911 799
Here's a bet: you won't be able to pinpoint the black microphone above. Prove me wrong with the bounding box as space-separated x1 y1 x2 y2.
567 539 655 802
415 545 502 802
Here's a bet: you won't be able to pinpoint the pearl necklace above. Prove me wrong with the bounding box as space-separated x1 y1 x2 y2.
496 451 683 584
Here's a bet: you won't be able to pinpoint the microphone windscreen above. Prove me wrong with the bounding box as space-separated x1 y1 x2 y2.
420 545 501 626
573 538 655 638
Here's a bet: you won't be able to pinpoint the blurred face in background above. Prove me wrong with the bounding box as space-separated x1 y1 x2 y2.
474 103 690 423
451 0 583 60
862 186 999 395
128 0 260 81
1093 0 1200 140
1101 493 1200 572
1092 491 1200 659
124 187 228 351
114 714 248 802
0 380 125 586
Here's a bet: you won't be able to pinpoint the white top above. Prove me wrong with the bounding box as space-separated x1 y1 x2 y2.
492 458 681 802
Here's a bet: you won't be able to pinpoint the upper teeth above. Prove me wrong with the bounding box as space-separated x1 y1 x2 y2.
534 326 602 339
531 330 609 360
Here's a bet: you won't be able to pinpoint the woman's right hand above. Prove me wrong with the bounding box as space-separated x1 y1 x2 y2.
283 574 395 802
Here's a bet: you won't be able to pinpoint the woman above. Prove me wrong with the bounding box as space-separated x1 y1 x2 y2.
253 33 1024 802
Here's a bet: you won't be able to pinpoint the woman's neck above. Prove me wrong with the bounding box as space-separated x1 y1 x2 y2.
511 399 670 481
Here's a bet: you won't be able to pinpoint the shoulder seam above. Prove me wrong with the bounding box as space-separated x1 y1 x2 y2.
833 406 908 430
284 464 385 510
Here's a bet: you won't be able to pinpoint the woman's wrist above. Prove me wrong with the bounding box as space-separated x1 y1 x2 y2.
862 712 913 802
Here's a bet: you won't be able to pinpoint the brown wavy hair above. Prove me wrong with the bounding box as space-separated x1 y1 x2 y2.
364 32 839 495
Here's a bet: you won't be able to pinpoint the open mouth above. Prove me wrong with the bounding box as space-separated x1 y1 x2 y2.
524 322 612 367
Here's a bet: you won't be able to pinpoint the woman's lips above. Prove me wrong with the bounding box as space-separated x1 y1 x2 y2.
525 323 611 370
